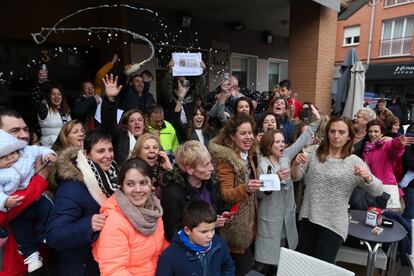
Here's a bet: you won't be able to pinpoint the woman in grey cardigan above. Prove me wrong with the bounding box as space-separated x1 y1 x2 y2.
255 105 320 271
291 116 383 264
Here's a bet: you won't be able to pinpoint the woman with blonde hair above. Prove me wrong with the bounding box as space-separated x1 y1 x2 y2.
52 120 85 152
130 133 173 198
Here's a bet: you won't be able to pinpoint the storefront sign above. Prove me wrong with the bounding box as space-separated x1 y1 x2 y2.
366 62 414 80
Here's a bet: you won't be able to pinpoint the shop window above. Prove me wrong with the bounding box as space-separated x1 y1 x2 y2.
384 0 414 7
380 17 414 56
343 26 360 46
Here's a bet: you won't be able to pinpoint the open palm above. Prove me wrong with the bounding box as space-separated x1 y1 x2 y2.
103 74 122 98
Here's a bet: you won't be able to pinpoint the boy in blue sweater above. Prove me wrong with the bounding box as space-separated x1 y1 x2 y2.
156 200 235 276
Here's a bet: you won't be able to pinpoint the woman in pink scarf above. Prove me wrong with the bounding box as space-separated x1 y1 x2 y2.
362 119 414 203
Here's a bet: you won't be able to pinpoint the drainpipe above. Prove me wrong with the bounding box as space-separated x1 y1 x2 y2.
367 0 381 69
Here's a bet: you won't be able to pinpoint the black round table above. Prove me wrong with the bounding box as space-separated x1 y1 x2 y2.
348 210 407 276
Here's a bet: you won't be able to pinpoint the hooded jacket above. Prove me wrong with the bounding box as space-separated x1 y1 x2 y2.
93 195 167 276
155 232 235 276
208 137 257 254
46 147 102 276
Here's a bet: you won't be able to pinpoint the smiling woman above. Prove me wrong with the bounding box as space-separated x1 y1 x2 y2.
31 70 72 148
130 133 173 198
209 113 260 276
93 158 168 276
46 130 119 276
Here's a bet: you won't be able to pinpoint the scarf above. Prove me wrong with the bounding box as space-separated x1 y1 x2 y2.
76 150 119 206
128 130 136 155
178 229 212 253
190 183 211 204
115 189 163 236
363 140 384 154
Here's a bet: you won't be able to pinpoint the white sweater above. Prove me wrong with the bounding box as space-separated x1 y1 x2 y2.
298 148 383 240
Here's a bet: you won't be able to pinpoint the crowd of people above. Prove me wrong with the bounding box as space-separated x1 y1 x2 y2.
0 57 414 276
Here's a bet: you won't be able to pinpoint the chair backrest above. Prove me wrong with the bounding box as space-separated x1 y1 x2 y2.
277 248 355 276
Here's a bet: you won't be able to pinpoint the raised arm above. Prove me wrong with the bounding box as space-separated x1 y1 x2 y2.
30 70 49 120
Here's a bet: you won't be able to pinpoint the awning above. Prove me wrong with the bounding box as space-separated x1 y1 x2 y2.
313 0 341 12
365 62 414 81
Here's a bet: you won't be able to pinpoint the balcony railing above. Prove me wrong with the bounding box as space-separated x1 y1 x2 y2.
380 36 413 56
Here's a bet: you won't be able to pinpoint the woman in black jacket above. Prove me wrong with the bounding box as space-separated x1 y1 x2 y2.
100 75 146 165
161 140 232 241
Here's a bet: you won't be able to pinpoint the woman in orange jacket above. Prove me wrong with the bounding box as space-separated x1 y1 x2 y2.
93 158 168 276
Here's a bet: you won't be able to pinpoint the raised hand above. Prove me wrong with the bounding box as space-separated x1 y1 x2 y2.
38 69 48 84
103 74 122 101
293 152 308 166
176 80 188 100
310 104 321 121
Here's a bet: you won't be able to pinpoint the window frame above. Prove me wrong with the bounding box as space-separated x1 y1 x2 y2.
343 25 361 47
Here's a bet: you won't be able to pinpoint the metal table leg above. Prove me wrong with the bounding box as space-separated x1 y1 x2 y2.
363 241 382 276
387 242 398 276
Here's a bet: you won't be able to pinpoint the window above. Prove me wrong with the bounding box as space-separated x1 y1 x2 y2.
231 56 248 88
268 62 279 91
380 17 414 56
343 26 360 46
384 0 414 7
231 54 258 90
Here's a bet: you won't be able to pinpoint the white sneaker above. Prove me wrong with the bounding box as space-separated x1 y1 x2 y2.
23 251 43 273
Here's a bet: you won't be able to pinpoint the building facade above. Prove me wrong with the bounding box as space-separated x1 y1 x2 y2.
335 0 414 107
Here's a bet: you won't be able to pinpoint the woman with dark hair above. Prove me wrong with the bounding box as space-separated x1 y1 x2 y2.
93 158 167 275
255 106 320 271
234 96 255 117
46 131 119 276
385 115 401 138
185 105 216 147
209 113 261 276
256 112 278 143
32 69 71 147
269 97 295 141
101 75 146 165
291 116 383 263
362 119 413 206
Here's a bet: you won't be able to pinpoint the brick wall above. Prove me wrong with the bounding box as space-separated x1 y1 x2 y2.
336 1 414 65
289 0 337 113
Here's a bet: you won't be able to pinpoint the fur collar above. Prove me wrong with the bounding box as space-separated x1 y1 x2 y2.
208 137 249 179
55 146 84 182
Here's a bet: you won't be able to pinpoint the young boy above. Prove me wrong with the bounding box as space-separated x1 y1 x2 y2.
156 200 235 276
0 129 56 273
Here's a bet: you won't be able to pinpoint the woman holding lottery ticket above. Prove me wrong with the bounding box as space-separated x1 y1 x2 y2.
254 105 320 273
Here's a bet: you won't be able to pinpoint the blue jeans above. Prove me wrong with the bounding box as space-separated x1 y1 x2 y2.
10 194 53 257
